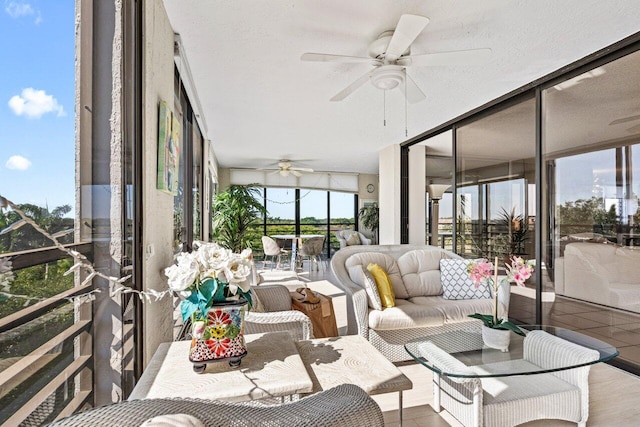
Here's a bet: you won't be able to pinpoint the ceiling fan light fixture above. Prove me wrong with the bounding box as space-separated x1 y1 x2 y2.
370 65 405 90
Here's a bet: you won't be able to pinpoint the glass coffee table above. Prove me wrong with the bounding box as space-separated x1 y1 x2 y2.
405 325 618 427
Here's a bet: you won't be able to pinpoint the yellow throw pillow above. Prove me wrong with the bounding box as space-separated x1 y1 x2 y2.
366 263 395 308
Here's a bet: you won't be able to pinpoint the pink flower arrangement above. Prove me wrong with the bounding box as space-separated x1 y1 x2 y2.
466 256 535 331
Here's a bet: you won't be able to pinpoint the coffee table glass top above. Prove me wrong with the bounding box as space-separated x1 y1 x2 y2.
405 325 619 378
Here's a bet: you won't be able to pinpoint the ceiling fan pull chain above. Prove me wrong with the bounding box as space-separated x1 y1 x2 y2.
404 69 408 137
383 90 386 127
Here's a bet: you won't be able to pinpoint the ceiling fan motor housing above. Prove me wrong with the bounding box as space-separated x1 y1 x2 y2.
370 65 405 90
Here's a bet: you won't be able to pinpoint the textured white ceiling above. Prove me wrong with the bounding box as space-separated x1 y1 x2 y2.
162 0 640 175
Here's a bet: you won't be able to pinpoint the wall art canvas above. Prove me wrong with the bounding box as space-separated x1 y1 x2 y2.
157 101 180 195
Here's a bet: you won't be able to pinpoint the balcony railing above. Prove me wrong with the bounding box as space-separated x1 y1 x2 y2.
0 243 94 427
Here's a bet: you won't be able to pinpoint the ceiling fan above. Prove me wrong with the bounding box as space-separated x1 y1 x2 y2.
259 160 314 177
301 14 491 103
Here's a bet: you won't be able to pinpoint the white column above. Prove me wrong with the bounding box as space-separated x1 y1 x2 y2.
408 145 426 244
378 145 401 244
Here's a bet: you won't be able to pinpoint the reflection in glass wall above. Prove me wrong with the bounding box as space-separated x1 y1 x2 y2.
423 131 453 250
456 98 537 324
543 49 640 369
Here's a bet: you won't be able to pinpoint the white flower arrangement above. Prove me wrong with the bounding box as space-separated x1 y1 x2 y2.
164 241 254 321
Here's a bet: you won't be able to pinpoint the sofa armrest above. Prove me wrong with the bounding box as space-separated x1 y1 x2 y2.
359 233 372 245
523 330 599 423
330 250 370 336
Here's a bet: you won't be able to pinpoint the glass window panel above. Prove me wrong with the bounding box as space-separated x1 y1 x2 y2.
456 98 536 325
265 188 295 248
330 192 355 255
542 46 640 375
300 190 328 256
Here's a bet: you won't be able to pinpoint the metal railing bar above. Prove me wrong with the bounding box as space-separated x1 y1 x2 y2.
0 283 94 333
4 242 92 271
0 321 90 399
1 354 91 427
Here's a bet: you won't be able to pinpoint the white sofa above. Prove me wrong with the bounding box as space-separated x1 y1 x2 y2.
330 245 510 361
335 230 372 249
555 242 640 312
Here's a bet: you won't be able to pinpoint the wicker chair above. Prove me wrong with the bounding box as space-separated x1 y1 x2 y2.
47 383 384 427
426 330 600 427
245 284 314 340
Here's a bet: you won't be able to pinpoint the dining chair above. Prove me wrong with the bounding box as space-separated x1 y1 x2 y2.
297 235 326 273
262 236 288 270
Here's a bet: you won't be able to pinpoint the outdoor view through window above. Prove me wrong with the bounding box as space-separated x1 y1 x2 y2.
1 2 78 423
1 1 75 315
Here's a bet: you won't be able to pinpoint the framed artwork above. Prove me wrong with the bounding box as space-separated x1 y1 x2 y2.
157 101 180 195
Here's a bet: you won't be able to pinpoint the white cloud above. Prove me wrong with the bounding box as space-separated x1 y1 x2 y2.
5 1 41 24
5 155 32 171
5 1 33 18
8 88 65 119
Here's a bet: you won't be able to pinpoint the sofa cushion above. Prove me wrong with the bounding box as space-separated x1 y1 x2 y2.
368 296 494 330
346 232 361 246
367 263 395 307
397 249 456 297
440 259 492 300
345 252 408 297
348 265 383 310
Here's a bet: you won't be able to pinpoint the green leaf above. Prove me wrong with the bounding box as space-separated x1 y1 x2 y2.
468 313 526 336
180 294 200 322
496 320 526 336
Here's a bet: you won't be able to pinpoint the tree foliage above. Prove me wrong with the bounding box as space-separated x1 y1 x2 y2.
557 196 618 236
0 203 75 318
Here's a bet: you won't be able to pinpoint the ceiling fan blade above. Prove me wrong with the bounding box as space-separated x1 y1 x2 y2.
403 72 426 104
291 167 314 173
609 114 640 125
330 70 374 102
301 53 378 64
405 48 492 67
291 170 302 177
385 14 430 61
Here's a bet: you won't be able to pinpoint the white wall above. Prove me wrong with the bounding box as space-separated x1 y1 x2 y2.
408 145 426 244
378 145 401 244
141 0 175 365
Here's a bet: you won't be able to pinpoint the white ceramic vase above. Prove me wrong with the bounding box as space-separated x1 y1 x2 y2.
482 325 510 352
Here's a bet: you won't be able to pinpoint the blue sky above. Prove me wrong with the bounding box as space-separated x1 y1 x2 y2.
0 1 75 213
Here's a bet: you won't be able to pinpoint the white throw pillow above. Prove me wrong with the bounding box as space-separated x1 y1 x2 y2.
140 414 205 427
361 266 383 310
439 259 492 300
346 232 361 246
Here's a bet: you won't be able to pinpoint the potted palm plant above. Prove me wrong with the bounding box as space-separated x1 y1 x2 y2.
211 185 267 253
358 202 379 244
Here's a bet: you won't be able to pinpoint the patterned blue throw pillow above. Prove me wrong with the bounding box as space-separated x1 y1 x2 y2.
439 259 492 300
